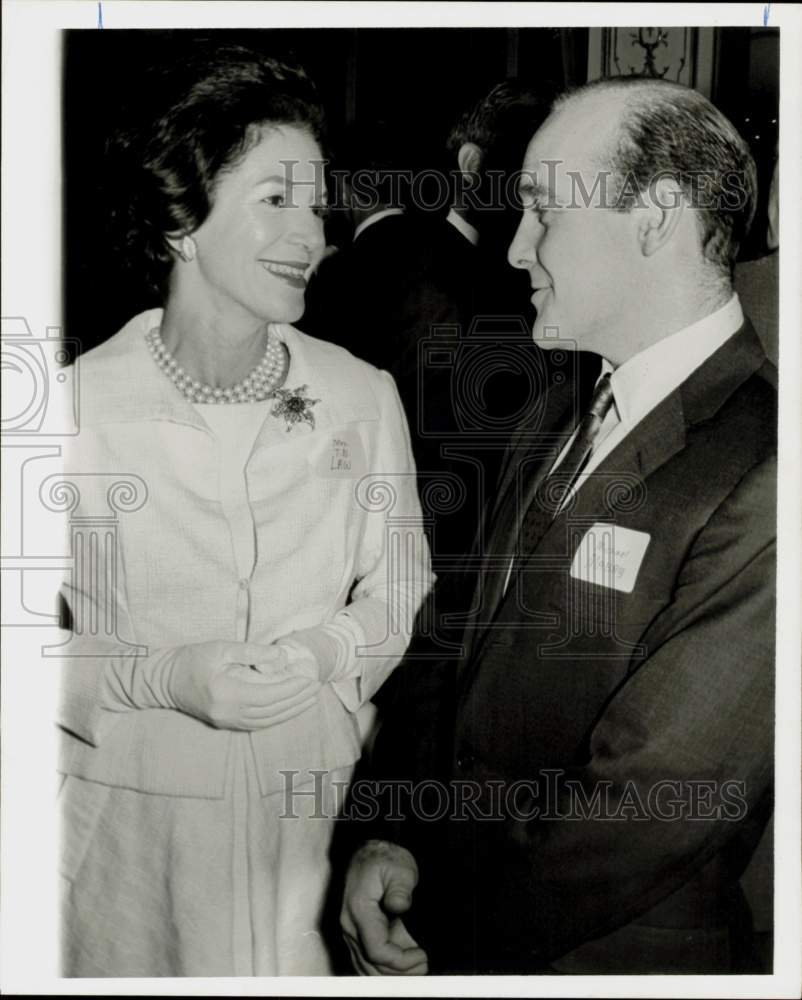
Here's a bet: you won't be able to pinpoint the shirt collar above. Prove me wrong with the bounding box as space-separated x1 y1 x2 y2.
606 294 744 429
445 208 479 247
353 207 405 242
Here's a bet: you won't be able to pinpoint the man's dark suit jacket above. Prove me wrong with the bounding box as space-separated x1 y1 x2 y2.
367 319 776 975
735 250 779 367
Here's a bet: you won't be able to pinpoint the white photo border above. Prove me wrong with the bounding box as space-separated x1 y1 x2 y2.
2 2 800 997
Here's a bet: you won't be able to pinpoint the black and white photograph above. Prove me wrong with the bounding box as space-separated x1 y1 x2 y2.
1 2 800 995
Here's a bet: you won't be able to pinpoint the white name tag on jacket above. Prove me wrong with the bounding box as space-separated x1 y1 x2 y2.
570 523 651 594
312 431 367 479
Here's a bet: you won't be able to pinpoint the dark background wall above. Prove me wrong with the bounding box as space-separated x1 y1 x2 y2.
62 26 777 356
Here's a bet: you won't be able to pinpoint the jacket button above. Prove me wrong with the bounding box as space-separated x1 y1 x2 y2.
456 749 476 771
239 578 250 591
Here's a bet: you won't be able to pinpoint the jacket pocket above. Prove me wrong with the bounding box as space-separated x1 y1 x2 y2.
59 775 113 884
58 711 230 798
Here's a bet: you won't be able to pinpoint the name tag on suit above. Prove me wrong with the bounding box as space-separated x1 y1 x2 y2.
570 523 651 594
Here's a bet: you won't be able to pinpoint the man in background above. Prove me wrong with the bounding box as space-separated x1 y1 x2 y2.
300 83 556 567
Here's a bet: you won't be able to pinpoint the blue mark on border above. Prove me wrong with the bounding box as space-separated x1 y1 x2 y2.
97 1 103 29
763 2 771 26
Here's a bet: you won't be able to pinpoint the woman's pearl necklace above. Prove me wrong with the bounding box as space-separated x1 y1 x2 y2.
145 326 289 404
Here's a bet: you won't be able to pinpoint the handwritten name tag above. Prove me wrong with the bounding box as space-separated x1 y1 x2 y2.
313 432 367 479
570 523 651 594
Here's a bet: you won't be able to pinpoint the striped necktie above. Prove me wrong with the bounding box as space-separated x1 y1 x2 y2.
517 371 616 556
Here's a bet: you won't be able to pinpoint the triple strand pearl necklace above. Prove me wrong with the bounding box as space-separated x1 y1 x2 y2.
146 325 289 404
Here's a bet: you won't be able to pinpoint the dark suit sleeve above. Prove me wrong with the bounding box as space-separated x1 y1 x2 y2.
466 455 776 967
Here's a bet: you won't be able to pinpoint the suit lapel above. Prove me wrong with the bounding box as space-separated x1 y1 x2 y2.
458 320 768 675
490 358 589 525
459 362 591 665
457 389 687 678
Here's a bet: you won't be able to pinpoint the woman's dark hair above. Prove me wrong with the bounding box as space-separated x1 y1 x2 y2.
108 45 326 298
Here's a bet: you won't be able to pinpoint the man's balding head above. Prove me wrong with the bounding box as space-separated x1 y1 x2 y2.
552 78 757 280
508 78 756 363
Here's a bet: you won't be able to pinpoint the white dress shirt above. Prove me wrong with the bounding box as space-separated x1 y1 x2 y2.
552 293 745 500
502 294 745 594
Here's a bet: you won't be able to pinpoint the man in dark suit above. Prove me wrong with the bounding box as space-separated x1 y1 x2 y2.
340 77 776 975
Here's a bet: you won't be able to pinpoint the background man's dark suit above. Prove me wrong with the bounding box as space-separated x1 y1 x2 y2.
368 319 776 974
301 210 538 567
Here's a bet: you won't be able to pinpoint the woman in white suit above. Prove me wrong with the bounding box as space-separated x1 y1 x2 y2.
57 46 431 977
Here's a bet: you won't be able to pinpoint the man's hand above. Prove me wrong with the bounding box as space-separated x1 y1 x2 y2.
341 840 429 975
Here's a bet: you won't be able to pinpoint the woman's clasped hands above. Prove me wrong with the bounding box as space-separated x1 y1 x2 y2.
164 640 322 731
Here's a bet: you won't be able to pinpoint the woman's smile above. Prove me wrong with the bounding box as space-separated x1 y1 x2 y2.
259 258 309 288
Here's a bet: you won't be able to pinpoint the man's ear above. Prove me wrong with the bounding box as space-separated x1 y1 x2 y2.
638 177 685 257
457 141 483 175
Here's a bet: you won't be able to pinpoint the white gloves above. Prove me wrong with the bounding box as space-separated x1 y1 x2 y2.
265 624 351 683
104 639 322 731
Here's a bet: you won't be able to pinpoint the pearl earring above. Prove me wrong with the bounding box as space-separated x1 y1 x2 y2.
177 234 197 263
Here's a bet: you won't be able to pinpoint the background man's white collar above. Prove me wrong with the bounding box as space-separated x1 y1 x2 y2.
353 207 405 242
446 208 479 246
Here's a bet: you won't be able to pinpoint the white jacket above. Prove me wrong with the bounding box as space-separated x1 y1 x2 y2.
56 309 433 797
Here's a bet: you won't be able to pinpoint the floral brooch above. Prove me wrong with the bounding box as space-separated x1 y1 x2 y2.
270 384 321 432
